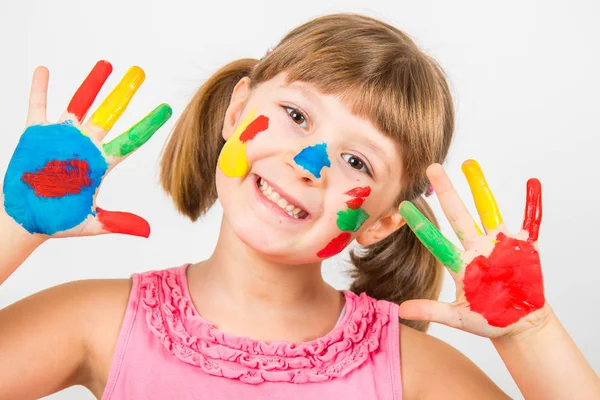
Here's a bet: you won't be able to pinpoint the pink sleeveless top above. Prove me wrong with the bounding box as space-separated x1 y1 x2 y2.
101 264 403 399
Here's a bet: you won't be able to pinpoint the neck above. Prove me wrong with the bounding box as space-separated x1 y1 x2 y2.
186 216 344 342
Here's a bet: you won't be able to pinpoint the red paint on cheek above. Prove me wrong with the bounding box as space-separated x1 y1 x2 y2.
317 232 352 258
67 60 113 121
239 115 269 142
345 197 364 209
463 233 545 327
97 208 151 238
345 186 371 197
22 159 92 198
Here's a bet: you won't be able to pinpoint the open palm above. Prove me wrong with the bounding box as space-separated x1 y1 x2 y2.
3 61 171 238
398 161 546 338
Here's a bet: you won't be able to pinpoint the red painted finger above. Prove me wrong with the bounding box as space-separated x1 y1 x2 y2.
522 178 542 242
96 207 150 238
67 60 113 122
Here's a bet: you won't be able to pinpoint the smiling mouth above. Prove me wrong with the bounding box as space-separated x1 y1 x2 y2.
256 177 309 219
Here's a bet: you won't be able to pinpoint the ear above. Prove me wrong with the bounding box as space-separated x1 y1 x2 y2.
356 208 406 246
222 76 252 141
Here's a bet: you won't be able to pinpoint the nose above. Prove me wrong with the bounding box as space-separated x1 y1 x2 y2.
286 142 331 185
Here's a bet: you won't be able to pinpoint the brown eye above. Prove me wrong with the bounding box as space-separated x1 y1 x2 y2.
342 153 371 175
284 106 308 128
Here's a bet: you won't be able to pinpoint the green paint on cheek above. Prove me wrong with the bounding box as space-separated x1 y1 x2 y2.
336 207 369 232
399 201 463 273
103 103 172 158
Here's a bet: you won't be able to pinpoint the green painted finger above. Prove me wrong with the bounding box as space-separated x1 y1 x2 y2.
103 103 172 158
399 201 464 273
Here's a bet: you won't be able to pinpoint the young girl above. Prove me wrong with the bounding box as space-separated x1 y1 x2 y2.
0 13 598 400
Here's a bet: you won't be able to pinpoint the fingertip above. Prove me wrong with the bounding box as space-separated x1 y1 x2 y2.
461 159 480 174
426 162 444 177
96 60 114 74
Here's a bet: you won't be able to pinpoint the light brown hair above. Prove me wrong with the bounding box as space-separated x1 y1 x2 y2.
161 13 454 332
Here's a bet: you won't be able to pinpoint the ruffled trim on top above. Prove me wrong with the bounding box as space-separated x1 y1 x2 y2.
139 265 390 384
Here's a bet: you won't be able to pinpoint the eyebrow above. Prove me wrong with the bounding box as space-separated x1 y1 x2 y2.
278 83 321 105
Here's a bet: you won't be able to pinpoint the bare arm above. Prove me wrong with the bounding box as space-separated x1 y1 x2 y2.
0 198 47 285
0 278 131 399
491 304 600 399
400 324 510 400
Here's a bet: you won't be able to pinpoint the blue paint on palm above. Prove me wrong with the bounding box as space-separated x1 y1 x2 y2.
3 123 108 235
293 142 330 178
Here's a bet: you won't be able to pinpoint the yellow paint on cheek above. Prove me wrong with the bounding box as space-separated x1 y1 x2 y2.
218 107 257 177
90 66 145 131
462 159 503 230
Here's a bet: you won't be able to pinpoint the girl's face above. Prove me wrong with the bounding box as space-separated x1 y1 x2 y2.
216 72 404 264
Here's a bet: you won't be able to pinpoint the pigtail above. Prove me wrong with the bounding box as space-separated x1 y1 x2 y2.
350 196 444 332
160 59 259 220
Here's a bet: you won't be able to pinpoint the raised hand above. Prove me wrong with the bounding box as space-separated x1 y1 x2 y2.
398 161 545 338
2 61 172 238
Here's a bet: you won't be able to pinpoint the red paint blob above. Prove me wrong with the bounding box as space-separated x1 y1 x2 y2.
345 186 371 198
345 197 364 210
463 233 545 328
239 115 269 143
316 232 352 258
97 207 150 238
22 159 92 198
67 60 113 121
522 178 542 242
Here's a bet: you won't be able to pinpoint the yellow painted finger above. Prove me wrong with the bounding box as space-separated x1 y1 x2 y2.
218 107 257 177
89 66 145 131
462 160 503 230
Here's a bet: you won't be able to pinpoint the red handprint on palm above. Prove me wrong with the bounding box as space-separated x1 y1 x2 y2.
398 161 546 338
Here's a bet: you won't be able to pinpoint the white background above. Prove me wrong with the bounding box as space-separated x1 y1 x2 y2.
0 0 598 398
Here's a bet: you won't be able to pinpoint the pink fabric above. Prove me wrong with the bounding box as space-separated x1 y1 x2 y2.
101 264 403 399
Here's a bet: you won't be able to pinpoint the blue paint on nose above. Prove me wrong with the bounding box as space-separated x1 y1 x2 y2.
293 142 330 179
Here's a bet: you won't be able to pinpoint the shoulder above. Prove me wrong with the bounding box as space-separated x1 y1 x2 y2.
399 323 510 400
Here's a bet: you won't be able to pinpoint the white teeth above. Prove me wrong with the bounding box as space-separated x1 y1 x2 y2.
257 178 307 218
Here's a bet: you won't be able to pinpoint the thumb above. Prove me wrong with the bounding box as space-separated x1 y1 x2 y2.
95 207 151 238
398 299 464 330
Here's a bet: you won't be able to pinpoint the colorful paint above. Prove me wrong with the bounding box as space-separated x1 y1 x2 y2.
522 178 542 242
345 186 371 197
462 160 503 230
219 108 270 177
399 201 463 273
336 208 370 232
463 233 545 327
239 115 269 142
293 143 330 179
97 207 150 238
21 159 92 197
89 66 145 131
317 232 352 258
336 185 371 231
67 60 113 121
3 123 108 235
102 103 172 158
345 197 364 210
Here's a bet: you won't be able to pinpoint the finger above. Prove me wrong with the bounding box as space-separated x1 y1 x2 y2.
26 66 49 125
398 299 464 330
102 103 172 162
399 201 463 273
63 60 113 123
522 178 542 242
426 163 482 245
96 207 150 237
84 66 145 139
461 160 504 232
